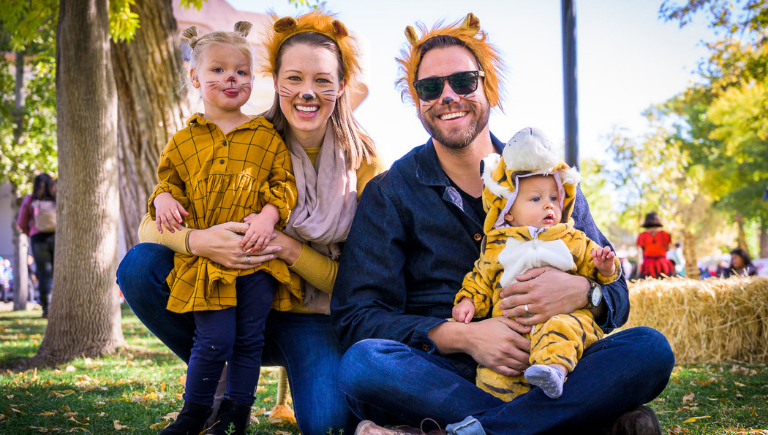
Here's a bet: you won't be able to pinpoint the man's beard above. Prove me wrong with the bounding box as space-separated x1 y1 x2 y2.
420 102 490 150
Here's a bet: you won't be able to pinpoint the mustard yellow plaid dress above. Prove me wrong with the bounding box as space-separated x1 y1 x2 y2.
149 114 297 313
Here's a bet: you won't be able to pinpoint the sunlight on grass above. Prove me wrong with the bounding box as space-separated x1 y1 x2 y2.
0 306 300 434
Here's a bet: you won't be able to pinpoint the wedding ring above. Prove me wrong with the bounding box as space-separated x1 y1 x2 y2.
524 304 530 315
245 256 251 264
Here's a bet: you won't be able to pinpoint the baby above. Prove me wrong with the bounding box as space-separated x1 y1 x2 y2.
453 127 621 400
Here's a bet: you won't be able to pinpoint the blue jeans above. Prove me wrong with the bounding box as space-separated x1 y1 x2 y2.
30 232 55 315
117 243 357 435
185 272 275 407
339 327 674 435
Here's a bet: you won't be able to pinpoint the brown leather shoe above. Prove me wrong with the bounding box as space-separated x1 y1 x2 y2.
355 420 421 435
355 420 446 435
602 405 662 435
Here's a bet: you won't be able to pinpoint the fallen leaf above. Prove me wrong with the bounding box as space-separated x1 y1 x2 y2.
161 412 179 422
252 408 267 416
734 381 747 387
682 392 695 405
263 397 273 402
682 416 710 424
39 411 57 416
113 420 130 431
150 421 169 430
731 365 749 375
667 425 690 434
65 365 76 372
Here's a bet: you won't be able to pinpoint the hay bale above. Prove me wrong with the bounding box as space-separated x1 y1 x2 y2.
623 276 768 364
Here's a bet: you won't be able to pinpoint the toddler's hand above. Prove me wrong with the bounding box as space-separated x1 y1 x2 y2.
154 192 189 234
592 246 616 277
242 213 275 253
452 298 476 324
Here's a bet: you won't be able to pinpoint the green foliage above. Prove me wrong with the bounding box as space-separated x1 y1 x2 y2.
109 0 140 43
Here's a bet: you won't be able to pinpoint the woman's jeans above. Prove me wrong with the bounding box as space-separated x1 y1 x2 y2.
30 232 55 316
339 329 674 435
116 243 357 435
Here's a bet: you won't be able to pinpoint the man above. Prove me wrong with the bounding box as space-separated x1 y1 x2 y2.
331 13 674 435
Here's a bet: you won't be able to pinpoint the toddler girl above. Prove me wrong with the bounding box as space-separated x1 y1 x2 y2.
150 22 296 435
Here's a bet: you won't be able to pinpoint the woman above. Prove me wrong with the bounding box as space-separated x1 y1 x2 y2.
18 173 57 317
721 248 757 277
636 211 676 278
117 10 384 435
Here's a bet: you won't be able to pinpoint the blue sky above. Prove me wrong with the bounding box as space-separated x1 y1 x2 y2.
229 0 715 166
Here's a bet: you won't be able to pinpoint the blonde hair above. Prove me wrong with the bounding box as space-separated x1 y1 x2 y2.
181 21 254 89
261 12 377 170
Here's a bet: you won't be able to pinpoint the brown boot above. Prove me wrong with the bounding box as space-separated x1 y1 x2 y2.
602 405 662 435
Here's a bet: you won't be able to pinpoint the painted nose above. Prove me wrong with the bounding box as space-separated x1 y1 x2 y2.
226 76 236 84
301 92 315 101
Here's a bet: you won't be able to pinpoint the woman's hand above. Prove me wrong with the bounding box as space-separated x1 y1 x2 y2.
188 222 281 269
267 231 304 266
498 267 592 325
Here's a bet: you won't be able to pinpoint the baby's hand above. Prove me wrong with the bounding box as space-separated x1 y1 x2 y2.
452 297 476 324
154 192 189 234
242 213 275 253
592 246 616 277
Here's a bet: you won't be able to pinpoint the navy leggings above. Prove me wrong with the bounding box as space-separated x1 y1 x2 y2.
184 271 276 407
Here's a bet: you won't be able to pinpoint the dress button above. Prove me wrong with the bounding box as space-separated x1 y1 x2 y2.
474 233 482 241
223 140 227 146
220 159 225 164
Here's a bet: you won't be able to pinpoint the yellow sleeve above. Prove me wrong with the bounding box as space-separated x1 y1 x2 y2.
287 153 388 294
137 213 192 255
573 230 621 284
148 135 191 219
259 131 297 229
455 247 498 318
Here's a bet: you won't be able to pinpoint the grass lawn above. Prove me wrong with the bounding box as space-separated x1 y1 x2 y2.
1 305 767 434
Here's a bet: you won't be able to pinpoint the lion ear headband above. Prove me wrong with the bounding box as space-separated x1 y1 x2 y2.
263 10 360 84
396 12 504 109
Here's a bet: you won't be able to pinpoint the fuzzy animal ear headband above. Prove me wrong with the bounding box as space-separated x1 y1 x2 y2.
396 13 505 109
261 10 360 83
181 21 253 52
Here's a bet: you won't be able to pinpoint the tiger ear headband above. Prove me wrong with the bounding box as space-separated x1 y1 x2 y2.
261 10 360 83
396 13 505 110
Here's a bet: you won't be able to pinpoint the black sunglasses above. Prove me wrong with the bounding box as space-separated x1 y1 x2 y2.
413 71 485 101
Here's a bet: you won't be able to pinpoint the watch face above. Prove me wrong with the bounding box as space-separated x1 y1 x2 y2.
592 285 603 306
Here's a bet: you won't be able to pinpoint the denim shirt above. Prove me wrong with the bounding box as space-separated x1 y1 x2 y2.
332 134 629 367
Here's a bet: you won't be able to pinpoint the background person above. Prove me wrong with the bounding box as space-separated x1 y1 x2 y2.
17 173 57 317
636 211 675 279
117 10 383 435
721 248 757 277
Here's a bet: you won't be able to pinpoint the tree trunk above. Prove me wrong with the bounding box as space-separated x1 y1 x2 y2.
11 191 30 310
112 0 189 249
30 0 125 366
735 212 748 252
11 51 30 310
760 226 767 259
682 230 700 279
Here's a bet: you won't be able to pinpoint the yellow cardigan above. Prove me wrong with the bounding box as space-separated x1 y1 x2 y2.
148 114 297 313
140 146 386 313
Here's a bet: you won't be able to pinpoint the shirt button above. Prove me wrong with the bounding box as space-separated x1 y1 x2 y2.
422 344 430 352
474 233 482 241
219 159 225 164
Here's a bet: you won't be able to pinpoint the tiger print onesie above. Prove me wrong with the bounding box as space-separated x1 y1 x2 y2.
455 128 621 402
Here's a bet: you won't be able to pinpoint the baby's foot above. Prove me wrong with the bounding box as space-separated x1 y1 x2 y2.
524 365 565 399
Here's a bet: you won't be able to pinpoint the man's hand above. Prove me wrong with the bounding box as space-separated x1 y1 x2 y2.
592 246 616 277
154 192 188 234
429 316 531 377
498 267 590 326
188 222 280 269
452 297 476 324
